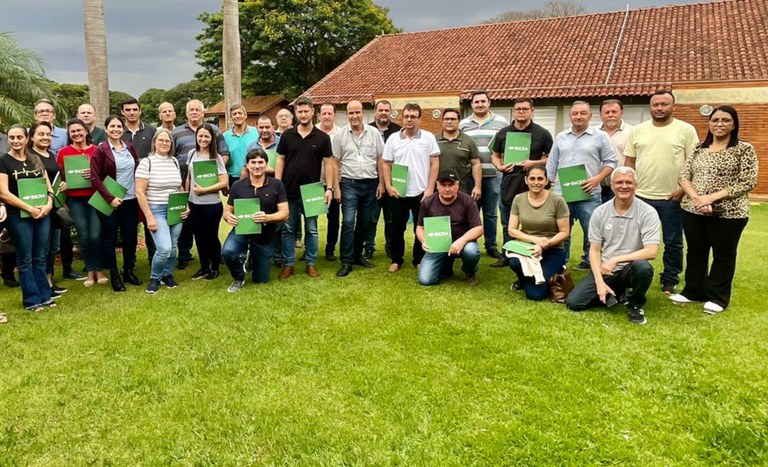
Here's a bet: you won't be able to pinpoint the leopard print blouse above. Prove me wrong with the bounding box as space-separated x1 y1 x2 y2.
679 141 758 219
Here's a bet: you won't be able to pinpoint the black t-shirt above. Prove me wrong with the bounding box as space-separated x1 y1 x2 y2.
276 126 332 200
492 122 554 204
38 151 60 186
227 176 287 244
0 153 46 216
368 121 402 142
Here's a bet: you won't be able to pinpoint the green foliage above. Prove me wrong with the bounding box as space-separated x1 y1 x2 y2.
50 83 89 122
196 0 399 98
136 88 168 124
0 32 55 126
136 76 224 127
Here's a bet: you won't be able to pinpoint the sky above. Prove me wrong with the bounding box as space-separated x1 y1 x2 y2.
2 0 700 98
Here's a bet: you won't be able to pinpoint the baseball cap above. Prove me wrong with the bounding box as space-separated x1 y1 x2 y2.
437 169 459 183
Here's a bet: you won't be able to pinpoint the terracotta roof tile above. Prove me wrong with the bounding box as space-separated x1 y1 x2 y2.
206 95 287 115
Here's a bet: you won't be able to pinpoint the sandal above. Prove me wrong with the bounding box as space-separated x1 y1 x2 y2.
97 276 109 285
84 279 95 287
43 300 58 309
0 313 7 324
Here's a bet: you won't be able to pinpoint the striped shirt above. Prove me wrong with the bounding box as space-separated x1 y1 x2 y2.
136 154 182 204
459 112 508 177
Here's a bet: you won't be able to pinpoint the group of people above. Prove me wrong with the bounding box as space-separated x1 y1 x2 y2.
0 91 758 326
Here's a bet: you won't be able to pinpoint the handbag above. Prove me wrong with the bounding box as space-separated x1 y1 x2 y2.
54 206 75 229
0 228 14 254
549 270 574 303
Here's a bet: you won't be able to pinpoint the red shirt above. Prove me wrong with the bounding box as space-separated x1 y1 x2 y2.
56 145 97 197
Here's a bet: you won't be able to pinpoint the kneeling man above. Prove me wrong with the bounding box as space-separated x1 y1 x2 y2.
416 169 483 285
566 167 660 324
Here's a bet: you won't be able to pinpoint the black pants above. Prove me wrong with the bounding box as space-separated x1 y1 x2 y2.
390 193 424 267
98 198 139 273
566 260 654 310
60 227 75 274
144 224 156 266
177 219 194 262
682 211 748 309
0 219 16 280
325 195 340 255
189 202 223 272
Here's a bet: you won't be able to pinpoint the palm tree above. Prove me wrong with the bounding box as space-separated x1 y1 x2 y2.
82 0 110 126
222 0 242 128
0 32 54 125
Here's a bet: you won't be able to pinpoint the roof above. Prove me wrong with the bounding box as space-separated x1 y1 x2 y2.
302 0 768 103
206 95 287 115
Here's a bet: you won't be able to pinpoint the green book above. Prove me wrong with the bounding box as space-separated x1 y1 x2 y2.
300 181 328 217
234 198 262 235
63 155 92 189
558 164 591 202
424 216 452 253
167 192 189 226
265 150 278 170
88 176 127 216
193 159 219 188
391 164 408 196
18 177 48 218
502 239 537 257
52 172 66 208
503 132 531 164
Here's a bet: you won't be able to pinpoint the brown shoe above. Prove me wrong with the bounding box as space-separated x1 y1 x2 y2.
465 274 479 286
490 258 509 268
279 266 294 279
388 263 401 273
306 265 320 278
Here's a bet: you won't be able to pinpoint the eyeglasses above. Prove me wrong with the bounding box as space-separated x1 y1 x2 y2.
710 118 733 125
35 109 54 115
514 108 531 112
403 115 419 120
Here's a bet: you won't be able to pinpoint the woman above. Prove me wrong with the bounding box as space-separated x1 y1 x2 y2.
27 121 67 296
56 118 106 287
671 105 758 314
90 116 141 292
0 125 55 311
507 166 570 301
0 203 6 323
186 124 227 281
136 128 186 294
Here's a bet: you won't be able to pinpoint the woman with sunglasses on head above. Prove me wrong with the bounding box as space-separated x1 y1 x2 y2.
90 116 141 292
0 125 55 312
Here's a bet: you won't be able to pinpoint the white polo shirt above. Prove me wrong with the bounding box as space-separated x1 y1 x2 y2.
382 129 440 197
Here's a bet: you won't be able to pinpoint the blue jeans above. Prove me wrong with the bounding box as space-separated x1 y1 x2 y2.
563 193 602 266
148 203 182 280
418 241 480 286
340 178 378 265
222 230 274 283
283 199 319 266
67 196 103 272
7 213 51 308
467 173 500 251
638 197 683 286
509 247 566 301
566 260 654 310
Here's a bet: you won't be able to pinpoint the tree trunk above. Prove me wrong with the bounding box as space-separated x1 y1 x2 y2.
222 0 242 129
83 0 110 127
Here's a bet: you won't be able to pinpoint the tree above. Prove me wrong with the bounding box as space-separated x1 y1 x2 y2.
82 0 110 126
196 0 399 98
50 82 89 121
222 0 242 129
0 32 55 126
485 1 585 22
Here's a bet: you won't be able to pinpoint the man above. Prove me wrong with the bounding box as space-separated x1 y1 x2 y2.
223 104 259 187
120 98 156 159
317 103 341 262
0 116 8 156
275 108 293 136
221 150 288 292
381 102 440 273
366 99 402 260
246 115 281 175
459 91 508 261
77 103 106 144
625 90 699 295
435 108 481 199
490 97 552 267
546 100 617 270
158 102 177 131
598 99 633 203
275 97 334 279
416 169 483 286
332 100 385 277
33 99 67 155
173 99 230 269
566 167 661 325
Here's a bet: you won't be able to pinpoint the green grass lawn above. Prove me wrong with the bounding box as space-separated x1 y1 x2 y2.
1 205 767 464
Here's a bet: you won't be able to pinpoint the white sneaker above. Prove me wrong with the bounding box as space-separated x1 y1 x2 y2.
669 293 699 304
703 301 725 314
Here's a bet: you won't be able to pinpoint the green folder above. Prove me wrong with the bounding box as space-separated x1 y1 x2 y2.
265 150 278 170
502 239 537 257
391 163 408 196
503 132 531 164
52 172 66 208
193 159 218 188
558 164 591 202
167 192 189 226
88 176 127 216
300 181 328 217
63 155 92 189
18 178 48 218
234 198 261 235
424 215 452 253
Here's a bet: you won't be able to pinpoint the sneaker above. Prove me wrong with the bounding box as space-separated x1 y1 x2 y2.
511 280 523 291
146 279 160 294
51 284 68 294
161 275 178 289
63 270 87 280
574 261 591 271
204 270 220 281
190 269 209 281
703 301 725 314
227 279 245 293
669 293 699 304
363 250 374 261
661 283 676 295
49 290 62 300
627 305 647 325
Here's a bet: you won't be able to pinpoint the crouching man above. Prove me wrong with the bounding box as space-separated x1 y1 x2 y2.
416 169 483 286
565 167 660 324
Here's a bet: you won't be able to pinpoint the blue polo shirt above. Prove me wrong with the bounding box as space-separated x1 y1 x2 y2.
224 126 259 177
